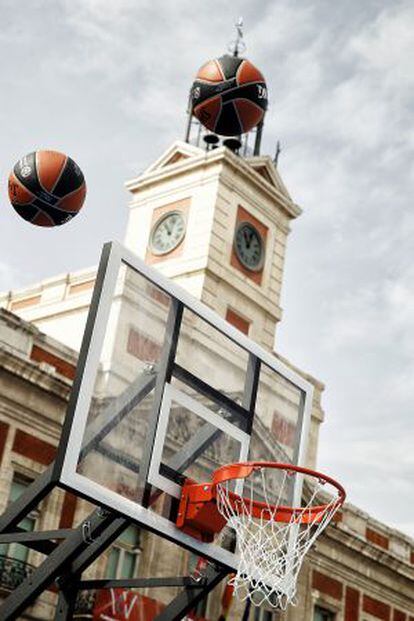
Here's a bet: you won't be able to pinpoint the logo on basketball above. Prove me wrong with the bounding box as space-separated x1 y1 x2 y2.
20 165 31 178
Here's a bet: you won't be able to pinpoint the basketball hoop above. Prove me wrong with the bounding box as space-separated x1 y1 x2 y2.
176 461 346 610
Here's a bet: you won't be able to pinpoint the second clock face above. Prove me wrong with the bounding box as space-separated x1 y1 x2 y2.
150 211 186 256
234 221 265 271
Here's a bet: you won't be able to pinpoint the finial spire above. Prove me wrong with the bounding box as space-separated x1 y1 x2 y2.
274 141 282 167
229 17 246 57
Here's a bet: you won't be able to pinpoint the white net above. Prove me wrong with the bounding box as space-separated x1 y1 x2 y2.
216 467 341 610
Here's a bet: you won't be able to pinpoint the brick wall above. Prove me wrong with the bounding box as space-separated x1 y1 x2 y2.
0 421 9 466
127 328 162 362
312 570 412 621
312 570 343 600
225 308 250 335
363 595 391 621
31 345 76 380
366 527 389 550
345 587 360 621
59 492 78 529
12 429 56 465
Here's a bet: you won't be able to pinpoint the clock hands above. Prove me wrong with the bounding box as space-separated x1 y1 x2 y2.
243 228 253 248
151 211 186 255
235 222 263 270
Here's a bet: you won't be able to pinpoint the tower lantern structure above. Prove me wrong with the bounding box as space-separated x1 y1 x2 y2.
125 33 287 351
124 32 300 353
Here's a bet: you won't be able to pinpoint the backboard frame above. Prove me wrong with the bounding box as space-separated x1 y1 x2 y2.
55 241 314 570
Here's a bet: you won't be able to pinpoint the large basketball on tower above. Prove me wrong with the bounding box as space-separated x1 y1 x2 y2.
191 54 268 136
8 150 86 227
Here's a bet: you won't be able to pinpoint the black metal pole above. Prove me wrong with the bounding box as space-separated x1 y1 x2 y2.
0 468 55 533
153 565 229 621
54 584 79 621
242 354 261 433
0 509 116 621
78 577 202 590
184 91 193 143
253 121 264 156
241 597 252 621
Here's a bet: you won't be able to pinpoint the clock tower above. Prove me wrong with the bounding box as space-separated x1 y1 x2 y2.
125 139 301 352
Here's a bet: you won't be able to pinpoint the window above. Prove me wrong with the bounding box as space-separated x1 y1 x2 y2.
105 525 141 579
0 476 36 564
236 602 279 621
314 606 336 621
253 607 277 621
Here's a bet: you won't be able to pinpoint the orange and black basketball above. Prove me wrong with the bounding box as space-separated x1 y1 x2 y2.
191 54 268 136
8 150 86 227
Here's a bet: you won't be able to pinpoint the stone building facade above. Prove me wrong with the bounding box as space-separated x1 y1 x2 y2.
0 142 412 620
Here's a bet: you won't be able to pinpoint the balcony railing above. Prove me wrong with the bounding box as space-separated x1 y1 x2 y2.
74 590 96 619
0 555 34 592
0 556 96 619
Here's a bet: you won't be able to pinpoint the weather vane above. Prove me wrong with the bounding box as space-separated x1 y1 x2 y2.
228 17 246 57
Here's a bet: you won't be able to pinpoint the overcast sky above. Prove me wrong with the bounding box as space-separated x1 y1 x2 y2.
1 0 413 536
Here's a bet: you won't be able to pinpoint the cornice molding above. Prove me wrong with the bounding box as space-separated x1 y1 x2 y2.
320 523 414 581
0 347 71 400
126 144 302 220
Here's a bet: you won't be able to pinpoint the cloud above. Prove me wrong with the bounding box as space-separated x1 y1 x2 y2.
273 2 414 534
350 3 414 89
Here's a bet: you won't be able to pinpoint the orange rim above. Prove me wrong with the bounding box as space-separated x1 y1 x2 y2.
212 461 346 524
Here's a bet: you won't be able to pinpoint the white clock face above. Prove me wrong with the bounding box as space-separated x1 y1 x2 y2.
234 222 264 271
150 211 186 256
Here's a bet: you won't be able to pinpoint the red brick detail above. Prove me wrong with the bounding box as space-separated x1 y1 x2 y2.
0 421 9 467
59 492 77 529
230 205 268 286
30 345 76 380
366 527 389 550
312 570 343 600
345 587 360 621
12 430 56 466
226 308 250 335
393 610 407 621
272 412 296 449
363 595 391 620
117 481 138 501
127 328 161 363
10 295 41 310
146 284 170 308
